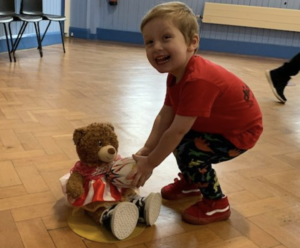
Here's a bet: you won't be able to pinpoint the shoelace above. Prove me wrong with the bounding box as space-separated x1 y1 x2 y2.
131 197 145 208
137 197 145 207
100 207 114 224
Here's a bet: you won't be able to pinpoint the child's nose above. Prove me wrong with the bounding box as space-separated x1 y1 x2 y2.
153 41 163 51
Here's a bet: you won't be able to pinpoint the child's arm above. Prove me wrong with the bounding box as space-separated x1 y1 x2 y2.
137 105 174 156
131 114 197 187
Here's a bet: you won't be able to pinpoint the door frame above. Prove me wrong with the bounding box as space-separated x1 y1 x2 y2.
62 0 71 37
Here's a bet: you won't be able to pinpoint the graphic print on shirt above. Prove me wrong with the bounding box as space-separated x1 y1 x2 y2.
242 84 254 107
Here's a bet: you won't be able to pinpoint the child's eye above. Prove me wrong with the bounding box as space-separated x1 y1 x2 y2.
145 40 153 46
163 35 171 40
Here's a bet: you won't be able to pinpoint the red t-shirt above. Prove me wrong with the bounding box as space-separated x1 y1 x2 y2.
164 55 263 149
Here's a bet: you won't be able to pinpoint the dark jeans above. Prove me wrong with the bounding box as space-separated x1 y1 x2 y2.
273 52 300 80
174 130 246 199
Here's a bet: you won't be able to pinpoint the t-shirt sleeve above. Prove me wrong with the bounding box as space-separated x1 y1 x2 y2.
177 80 221 117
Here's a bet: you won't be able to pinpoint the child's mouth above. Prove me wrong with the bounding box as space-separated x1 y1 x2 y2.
156 55 170 64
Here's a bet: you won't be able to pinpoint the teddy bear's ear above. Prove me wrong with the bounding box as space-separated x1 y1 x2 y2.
106 123 115 131
73 128 85 145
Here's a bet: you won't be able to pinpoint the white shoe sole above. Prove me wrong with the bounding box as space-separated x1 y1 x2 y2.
110 202 139 240
144 192 162 226
265 70 286 103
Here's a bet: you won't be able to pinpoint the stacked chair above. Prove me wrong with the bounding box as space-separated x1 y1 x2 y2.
0 0 66 62
0 15 14 62
20 0 66 53
0 0 43 62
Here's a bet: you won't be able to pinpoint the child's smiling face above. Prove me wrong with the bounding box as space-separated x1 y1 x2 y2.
142 17 198 82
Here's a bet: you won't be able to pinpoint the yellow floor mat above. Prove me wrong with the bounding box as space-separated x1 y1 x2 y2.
67 209 145 243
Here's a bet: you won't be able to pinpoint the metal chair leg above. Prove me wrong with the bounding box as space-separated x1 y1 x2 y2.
2 23 12 62
33 22 43 57
40 20 51 43
40 20 66 53
58 21 66 53
13 22 28 53
8 23 16 62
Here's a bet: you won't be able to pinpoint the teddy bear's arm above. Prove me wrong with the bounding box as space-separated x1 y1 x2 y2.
66 171 85 199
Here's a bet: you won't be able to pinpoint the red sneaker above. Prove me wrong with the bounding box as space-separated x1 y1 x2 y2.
161 173 202 200
182 195 231 225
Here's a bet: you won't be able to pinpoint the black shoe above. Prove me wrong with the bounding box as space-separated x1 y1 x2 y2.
131 192 162 226
100 202 138 240
265 70 288 103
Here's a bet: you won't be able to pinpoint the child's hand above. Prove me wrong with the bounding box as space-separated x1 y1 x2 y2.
136 147 151 156
127 154 153 188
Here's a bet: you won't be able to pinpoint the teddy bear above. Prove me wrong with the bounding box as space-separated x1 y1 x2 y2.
60 122 161 240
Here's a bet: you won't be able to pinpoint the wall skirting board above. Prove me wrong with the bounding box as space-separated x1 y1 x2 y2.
200 39 299 60
0 32 62 54
71 27 300 60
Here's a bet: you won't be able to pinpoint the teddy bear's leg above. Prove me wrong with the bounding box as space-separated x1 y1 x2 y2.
85 208 105 222
130 192 162 226
88 202 139 240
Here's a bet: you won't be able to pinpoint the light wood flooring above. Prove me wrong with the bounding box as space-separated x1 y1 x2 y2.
0 38 300 248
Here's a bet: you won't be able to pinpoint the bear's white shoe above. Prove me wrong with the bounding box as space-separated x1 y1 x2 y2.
100 202 139 240
131 192 162 226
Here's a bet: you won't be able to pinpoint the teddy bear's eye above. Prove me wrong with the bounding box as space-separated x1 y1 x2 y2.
98 141 102 146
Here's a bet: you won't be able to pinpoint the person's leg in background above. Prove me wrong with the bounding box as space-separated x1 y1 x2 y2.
266 52 300 103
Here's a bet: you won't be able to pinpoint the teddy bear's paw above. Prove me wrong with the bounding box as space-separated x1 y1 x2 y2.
67 187 84 199
101 202 139 240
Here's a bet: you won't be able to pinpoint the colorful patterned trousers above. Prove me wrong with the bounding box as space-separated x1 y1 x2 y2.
174 130 247 199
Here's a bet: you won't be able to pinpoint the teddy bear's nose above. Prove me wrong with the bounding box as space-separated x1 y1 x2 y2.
108 148 115 155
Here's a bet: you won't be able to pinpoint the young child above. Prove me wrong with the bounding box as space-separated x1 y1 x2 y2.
130 1 263 225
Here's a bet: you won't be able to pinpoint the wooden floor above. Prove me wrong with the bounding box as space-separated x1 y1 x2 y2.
0 38 300 248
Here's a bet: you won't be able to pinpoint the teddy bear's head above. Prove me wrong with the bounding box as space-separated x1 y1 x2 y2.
73 122 119 166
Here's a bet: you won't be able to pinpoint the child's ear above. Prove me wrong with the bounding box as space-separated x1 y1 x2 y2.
188 34 199 52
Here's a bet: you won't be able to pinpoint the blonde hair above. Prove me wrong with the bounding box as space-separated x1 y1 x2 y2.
140 1 199 46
